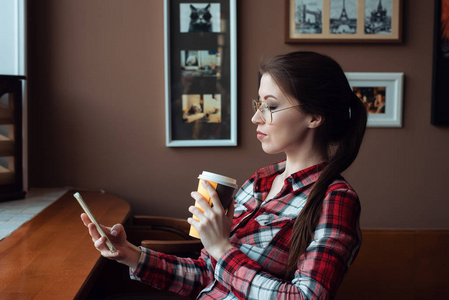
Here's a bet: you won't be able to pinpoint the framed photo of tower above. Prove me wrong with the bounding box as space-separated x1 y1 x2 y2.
164 0 237 147
285 0 403 43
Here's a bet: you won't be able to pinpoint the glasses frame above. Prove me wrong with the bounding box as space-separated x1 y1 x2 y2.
252 99 302 125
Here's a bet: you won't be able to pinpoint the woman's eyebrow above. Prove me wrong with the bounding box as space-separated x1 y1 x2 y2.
260 94 277 101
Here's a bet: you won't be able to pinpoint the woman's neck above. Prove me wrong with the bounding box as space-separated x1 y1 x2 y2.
280 150 326 180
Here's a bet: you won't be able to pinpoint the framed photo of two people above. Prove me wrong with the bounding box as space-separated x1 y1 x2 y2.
164 0 237 147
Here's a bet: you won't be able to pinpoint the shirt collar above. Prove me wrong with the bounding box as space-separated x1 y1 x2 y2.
255 159 327 191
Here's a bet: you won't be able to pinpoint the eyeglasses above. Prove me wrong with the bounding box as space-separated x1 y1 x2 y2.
252 99 302 125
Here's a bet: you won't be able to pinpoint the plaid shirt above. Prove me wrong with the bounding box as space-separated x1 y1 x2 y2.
130 161 361 299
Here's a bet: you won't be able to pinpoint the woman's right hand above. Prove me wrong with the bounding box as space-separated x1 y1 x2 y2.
80 213 141 268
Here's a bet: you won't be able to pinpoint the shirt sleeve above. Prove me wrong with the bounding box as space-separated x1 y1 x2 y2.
129 247 215 297
214 186 361 300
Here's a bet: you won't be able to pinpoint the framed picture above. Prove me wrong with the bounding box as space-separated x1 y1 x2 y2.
164 0 237 147
431 0 449 125
285 0 403 43
346 72 404 127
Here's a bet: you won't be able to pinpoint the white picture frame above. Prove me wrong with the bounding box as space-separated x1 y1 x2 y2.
346 72 404 127
164 0 237 147
0 0 25 76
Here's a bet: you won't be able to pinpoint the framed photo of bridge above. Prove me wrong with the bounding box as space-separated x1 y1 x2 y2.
164 0 237 147
285 0 403 43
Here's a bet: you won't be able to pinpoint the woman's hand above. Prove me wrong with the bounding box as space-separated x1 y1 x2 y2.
188 180 234 260
80 213 141 269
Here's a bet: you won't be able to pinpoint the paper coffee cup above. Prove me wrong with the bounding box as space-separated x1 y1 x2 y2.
189 171 238 238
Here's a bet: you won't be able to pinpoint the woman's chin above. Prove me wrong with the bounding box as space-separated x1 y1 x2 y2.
261 144 281 155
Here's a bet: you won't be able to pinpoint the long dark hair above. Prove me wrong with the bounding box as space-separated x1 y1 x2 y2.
259 51 367 279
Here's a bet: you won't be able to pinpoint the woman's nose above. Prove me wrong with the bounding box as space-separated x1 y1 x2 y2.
251 109 263 124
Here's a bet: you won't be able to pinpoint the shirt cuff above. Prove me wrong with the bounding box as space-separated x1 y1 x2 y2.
129 246 159 281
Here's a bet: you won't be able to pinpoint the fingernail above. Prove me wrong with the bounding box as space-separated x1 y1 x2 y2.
111 230 117 236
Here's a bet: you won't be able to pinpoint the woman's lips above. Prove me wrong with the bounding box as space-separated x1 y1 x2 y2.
256 131 266 140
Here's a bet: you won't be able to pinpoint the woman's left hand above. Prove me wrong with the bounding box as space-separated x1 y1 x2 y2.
188 180 234 261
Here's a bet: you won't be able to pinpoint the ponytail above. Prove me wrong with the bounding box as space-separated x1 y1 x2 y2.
285 91 367 279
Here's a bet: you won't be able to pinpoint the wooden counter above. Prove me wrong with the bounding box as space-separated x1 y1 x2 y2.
0 190 131 299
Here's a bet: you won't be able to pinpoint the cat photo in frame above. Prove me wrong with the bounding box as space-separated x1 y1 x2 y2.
179 3 221 33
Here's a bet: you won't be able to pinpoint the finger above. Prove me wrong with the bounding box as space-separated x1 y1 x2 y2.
187 217 199 228
191 191 212 213
81 213 92 226
189 205 206 222
81 213 112 238
87 222 102 240
187 217 203 238
110 223 122 237
95 236 119 257
94 236 106 249
201 180 224 212
110 223 126 240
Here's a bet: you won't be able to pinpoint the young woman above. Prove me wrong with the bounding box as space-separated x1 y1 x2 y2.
81 51 367 299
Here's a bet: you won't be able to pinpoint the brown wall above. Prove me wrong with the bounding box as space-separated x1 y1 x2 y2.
27 0 449 229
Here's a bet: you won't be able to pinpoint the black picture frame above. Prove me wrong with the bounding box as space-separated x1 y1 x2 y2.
0 75 26 201
164 0 237 147
431 0 449 125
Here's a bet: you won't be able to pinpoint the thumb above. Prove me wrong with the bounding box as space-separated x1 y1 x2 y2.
110 223 126 239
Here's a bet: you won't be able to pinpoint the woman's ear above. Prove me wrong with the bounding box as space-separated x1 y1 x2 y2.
308 114 324 129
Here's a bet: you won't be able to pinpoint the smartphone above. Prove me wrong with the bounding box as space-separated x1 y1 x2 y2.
73 192 116 253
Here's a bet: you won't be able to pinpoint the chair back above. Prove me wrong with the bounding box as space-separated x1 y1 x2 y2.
130 215 203 256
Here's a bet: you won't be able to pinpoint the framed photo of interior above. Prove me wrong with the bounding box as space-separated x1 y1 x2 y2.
164 0 237 147
431 0 449 125
346 72 404 127
285 0 403 43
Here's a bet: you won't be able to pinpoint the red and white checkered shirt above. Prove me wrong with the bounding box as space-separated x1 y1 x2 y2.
130 161 361 299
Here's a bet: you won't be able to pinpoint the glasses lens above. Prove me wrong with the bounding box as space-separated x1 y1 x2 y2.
252 100 258 113
253 100 271 124
264 104 272 124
